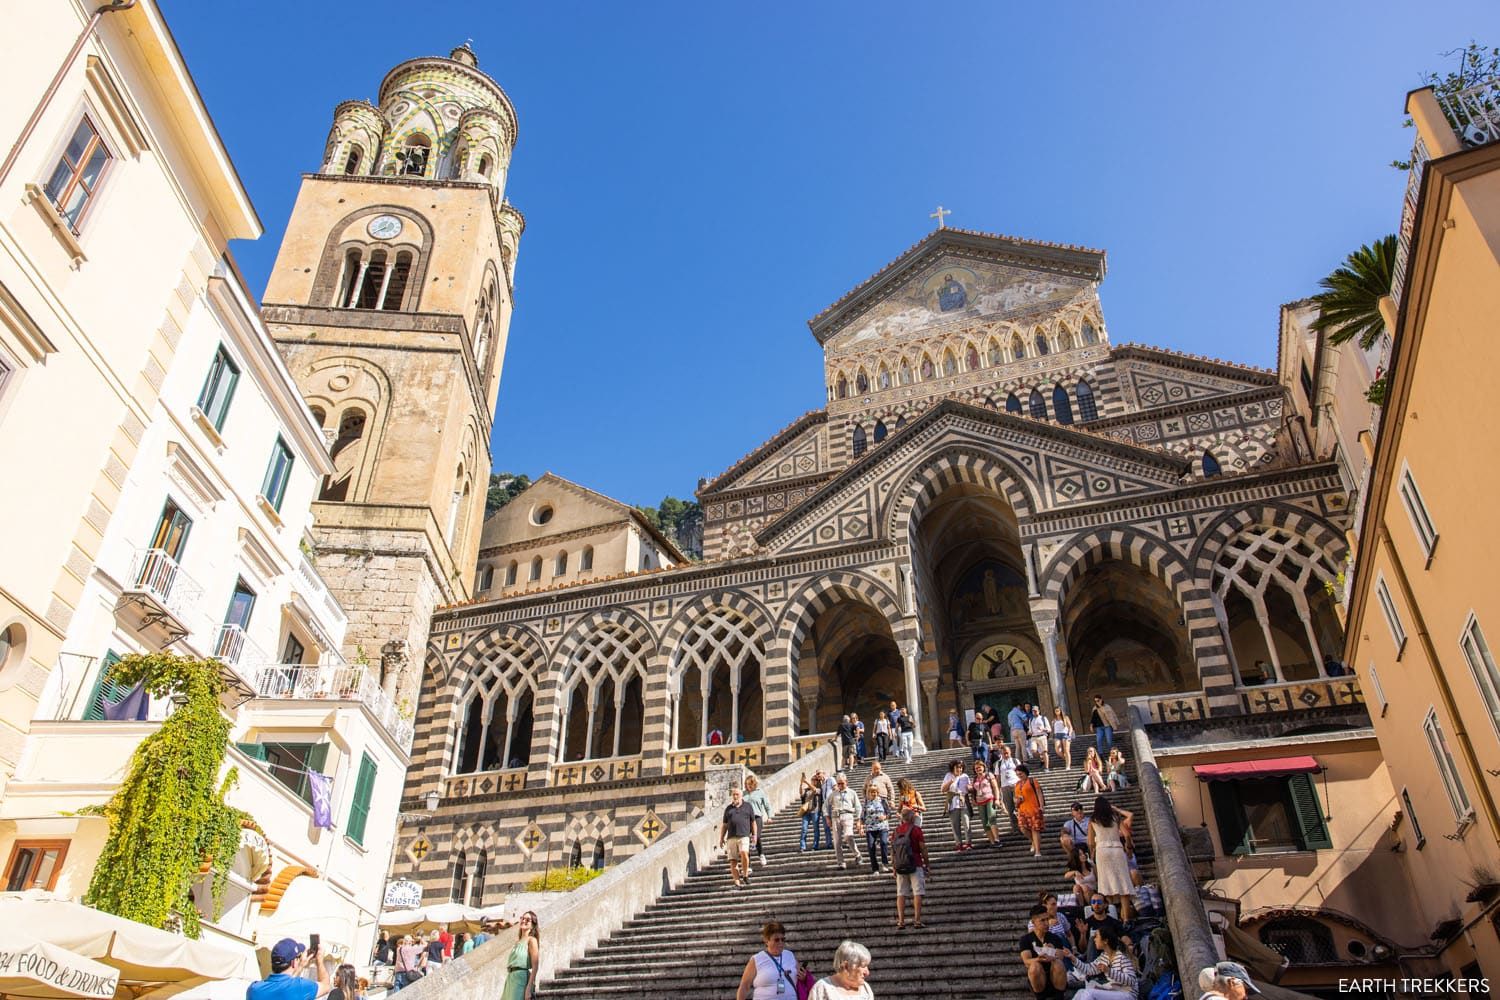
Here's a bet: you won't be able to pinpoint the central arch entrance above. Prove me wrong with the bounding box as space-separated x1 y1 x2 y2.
908 481 1049 725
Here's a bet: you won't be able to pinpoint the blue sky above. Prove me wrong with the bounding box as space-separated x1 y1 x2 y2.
163 1 1497 507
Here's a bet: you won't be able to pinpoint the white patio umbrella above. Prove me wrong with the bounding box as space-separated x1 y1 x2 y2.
0 894 249 998
0 930 119 999
377 902 507 934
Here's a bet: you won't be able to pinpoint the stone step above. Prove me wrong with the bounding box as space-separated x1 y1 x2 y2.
539 748 1152 1000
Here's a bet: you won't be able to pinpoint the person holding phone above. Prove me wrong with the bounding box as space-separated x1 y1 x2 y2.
247 937 331 999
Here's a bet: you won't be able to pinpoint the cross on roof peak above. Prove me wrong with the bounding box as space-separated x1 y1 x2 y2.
929 205 952 229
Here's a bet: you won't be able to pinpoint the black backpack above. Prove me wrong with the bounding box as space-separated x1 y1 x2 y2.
891 827 917 873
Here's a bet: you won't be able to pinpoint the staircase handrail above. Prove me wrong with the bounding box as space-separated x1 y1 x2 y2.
1128 704 1218 1000
395 737 839 998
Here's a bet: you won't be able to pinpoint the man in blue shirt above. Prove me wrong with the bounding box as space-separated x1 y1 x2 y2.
1006 703 1029 760
247 938 331 999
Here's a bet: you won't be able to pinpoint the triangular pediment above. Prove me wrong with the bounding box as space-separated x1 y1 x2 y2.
700 412 828 496
757 400 1189 556
1110 346 1277 409
809 228 1107 348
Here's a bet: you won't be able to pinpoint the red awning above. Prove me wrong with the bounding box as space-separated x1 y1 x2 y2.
1193 756 1320 781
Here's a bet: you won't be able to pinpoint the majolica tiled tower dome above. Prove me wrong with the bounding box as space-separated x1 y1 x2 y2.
261 43 524 709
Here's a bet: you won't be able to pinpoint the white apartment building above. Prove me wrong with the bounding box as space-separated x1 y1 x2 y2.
0 0 410 974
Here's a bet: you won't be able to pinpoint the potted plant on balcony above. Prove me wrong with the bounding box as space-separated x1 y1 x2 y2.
1464 865 1500 904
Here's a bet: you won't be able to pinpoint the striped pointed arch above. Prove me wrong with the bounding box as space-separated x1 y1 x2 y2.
1190 504 1348 585
553 608 656 762
884 445 1037 545
1041 527 1195 611
774 571 909 657
664 592 775 747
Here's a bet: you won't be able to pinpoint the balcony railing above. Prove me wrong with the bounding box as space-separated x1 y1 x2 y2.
1438 76 1500 149
1390 135 1428 311
211 624 269 667
296 555 348 632
243 661 413 752
119 548 205 644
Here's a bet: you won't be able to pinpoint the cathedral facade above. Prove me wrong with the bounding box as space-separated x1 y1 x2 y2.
395 225 1351 899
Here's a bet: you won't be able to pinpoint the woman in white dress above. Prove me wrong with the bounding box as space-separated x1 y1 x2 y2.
1087 796 1135 922
735 921 799 1000
808 940 874 999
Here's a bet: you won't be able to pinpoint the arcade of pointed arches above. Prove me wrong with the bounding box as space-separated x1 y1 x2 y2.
828 314 1102 401
444 479 1343 775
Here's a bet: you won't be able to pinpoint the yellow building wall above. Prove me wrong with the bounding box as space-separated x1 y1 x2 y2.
1159 740 1423 950
1346 130 1500 980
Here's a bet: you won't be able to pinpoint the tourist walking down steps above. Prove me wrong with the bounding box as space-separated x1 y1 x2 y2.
828 772 863 868
745 773 773 867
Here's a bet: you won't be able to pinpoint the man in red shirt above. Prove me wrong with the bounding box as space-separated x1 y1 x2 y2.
890 808 930 929
438 927 453 960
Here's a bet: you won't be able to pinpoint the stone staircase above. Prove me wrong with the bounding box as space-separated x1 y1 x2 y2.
539 744 1153 999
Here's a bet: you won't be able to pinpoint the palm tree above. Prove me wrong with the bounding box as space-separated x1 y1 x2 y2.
1310 235 1397 349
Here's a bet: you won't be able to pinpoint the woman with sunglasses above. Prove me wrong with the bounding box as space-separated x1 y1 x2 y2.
736 921 800 999
499 912 540 1000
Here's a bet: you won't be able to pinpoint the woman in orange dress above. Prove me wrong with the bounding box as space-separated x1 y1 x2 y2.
1014 763 1047 857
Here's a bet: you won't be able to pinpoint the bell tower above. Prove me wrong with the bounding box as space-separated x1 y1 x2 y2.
261 43 523 707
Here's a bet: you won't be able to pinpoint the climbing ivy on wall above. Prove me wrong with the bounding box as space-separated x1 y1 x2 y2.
83 652 252 938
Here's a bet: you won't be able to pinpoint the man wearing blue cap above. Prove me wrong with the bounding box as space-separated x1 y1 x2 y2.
247 937 332 999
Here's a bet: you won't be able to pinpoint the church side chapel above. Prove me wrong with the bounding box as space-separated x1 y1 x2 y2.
396 223 1352 897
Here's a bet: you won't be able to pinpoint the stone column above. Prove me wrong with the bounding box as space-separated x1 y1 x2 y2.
1029 600 1069 716
762 641 798 766
921 678 939 748
638 652 673 778
1252 602 1284 681
898 638 926 752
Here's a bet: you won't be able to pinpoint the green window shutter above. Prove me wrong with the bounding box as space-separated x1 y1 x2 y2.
82 652 124 721
1287 773 1332 850
347 754 377 845
1208 781 1252 855
298 742 331 804
235 742 269 762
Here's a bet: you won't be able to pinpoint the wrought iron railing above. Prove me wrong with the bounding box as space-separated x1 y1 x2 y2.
126 547 204 630
211 624 269 667
1438 76 1500 148
243 661 413 752
1390 135 1428 312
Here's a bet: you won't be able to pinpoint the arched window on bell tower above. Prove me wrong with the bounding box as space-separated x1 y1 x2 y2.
343 146 363 175
354 251 387 309
320 408 367 501
400 134 431 176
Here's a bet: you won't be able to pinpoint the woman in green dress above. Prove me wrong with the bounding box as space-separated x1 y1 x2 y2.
500 911 540 1000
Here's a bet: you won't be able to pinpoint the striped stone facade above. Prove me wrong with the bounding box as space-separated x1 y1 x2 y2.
390 229 1351 901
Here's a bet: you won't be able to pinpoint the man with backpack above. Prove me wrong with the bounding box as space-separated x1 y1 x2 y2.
890 807 929 929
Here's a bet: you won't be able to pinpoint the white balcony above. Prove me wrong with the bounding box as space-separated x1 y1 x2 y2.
115 547 204 646
293 555 348 650
243 662 413 753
